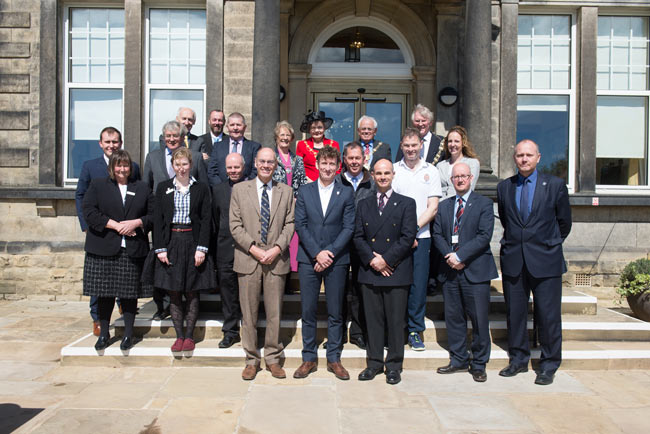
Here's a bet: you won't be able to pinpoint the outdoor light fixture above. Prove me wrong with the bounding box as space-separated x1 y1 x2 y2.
345 28 364 62
438 87 459 106
280 85 286 102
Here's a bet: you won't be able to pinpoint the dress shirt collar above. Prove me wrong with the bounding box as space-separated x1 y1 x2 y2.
103 154 110 166
256 177 271 191
517 169 538 185
377 189 393 200
455 190 471 204
318 179 335 192
211 132 223 143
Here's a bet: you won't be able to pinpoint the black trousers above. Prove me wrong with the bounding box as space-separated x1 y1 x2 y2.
153 287 170 312
503 265 562 374
217 262 241 338
361 283 409 372
441 271 491 370
342 254 366 340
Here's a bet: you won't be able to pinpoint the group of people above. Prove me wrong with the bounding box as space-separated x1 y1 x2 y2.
75 103 572 387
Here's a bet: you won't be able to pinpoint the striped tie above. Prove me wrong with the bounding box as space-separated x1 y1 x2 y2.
260 184 270 244
453 197 464 235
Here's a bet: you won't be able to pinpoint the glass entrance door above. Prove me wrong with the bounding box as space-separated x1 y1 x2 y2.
315 93 408 158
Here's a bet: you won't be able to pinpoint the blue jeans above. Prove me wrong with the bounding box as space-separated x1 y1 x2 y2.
407 237 431 333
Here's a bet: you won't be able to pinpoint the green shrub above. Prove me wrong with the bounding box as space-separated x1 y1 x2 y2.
616 258 650 302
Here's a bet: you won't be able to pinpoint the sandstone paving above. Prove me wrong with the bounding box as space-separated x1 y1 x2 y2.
61 382 163 409
340 407 443 434
158 367 251 399
28 409 160 434
0 360 57 381
603 407 650 434
429 395 537 431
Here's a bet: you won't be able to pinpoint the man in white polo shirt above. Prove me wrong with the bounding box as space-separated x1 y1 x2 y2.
392 127 442 351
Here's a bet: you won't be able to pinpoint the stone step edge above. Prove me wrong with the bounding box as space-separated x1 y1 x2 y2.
114 318 650 331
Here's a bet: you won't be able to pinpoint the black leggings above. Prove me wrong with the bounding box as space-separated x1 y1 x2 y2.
97 297 137 339
168 291 200 340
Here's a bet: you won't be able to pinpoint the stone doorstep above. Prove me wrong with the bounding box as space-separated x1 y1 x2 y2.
60 335 650 370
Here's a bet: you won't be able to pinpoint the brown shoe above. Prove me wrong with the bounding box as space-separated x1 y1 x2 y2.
327 361 350 380
266 363 286 379
93 321 100 337
293 361 318 379
242 365 261 381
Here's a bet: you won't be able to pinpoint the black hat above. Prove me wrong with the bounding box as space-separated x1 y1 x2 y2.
300 110 334 133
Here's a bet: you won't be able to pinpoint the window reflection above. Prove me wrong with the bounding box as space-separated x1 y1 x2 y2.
315 27 405 63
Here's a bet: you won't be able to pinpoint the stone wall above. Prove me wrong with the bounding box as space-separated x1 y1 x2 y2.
0 2 41 187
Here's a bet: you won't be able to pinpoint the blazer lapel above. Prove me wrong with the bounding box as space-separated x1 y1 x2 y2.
508 176 524 226
446 197 456 239
269 181 282 226
369 193 398 237
529 173 548 223
248 181 261 217
458 192 476 233
123 183 136 215
159 148 169 178
309 182 325 220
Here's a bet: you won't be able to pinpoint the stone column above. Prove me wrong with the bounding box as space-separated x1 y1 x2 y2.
434 5 463 135
287 63 311 143
206 0 224 113
251 0 280 146
38 0 56 185
498 0 519 178
123 0 143 164
461 0 492 166
578 7 598 192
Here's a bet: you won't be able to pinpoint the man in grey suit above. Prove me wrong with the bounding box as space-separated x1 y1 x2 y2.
432 162 498 382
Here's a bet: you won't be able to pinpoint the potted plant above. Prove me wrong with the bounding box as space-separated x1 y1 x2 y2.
616 258 650 322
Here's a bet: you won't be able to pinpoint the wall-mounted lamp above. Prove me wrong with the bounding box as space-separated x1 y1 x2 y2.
438 87 458 107
280 85 286 102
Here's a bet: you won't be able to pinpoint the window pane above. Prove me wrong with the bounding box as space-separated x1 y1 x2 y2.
517 95 569 182
315 26 405 63
596 96 647 186
149 9 205 84
69 8 124 84
597 16 649 91
365 102 402 157
318 102 355 145
517 15 571 90
68 88 123 179
149 89 204 152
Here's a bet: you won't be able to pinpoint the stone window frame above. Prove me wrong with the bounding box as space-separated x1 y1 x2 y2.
595 14 650 193
516 11 578 193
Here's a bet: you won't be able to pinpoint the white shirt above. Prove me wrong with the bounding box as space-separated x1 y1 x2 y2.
256 177 273 211
211 132 224 143
422 131 432 159
392 158 442 238
318 179 335 215
103 154 110 166
118 183 128 248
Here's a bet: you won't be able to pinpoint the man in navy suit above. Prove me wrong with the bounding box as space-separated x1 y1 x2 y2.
195 109 228 161
354 158 417 385
357 115 392 170
207 112 261 185
432 162 498 382
293 146 355 381
497 139 572 386
75 126 140 334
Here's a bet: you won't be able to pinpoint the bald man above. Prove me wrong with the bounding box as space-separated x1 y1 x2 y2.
497 139 572 386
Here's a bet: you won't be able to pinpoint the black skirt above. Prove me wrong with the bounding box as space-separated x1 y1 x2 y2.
144 230 216 292
83 249 153 299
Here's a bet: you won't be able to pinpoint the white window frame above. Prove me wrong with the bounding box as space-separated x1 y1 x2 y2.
596 14 650 194
62 5 125 186
144 6 207 155
516 11 578 194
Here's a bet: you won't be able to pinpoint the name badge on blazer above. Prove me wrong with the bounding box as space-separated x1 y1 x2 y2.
166 187 174 195
126 191 136 196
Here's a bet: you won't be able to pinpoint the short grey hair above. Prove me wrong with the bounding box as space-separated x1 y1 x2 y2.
357 115 377 129
411 104 434 123
177 107 196 121
228 112 246 126
162 120 187 137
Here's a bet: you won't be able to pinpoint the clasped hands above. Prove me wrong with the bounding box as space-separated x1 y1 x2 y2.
444 252 465 270
370 252 393 277
157 250 205 267
250 244 282 265
107 218 141 237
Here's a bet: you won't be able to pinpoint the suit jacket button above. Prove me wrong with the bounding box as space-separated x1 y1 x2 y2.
371 238 375 242
365 222 368 226
393 223 396 226
386 238 390 242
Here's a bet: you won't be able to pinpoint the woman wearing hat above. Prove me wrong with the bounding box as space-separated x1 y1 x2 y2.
295 111 340 181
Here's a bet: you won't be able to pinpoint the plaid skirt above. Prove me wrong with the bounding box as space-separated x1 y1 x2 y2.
83 248 153 299
142 230 216 293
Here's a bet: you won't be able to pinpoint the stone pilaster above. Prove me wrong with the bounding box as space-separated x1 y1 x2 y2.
123 0 143 164
498 0 519 178
206 0 224 113
578 7 598 192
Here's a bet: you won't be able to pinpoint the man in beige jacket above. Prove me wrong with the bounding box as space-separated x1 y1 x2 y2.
229 147 295 380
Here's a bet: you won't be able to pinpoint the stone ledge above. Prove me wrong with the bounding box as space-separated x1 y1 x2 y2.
0 41 29 57
0 241 84 254
0 12 30 28
0 73 29 92
0 187 75 200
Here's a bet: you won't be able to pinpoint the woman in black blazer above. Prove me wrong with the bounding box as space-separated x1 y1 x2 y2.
150 146 215 353
82 150 153 351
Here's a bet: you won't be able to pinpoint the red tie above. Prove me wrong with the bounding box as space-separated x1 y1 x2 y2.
453 197 464 234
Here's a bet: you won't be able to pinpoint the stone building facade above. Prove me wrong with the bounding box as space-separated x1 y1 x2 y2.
1 0 650 298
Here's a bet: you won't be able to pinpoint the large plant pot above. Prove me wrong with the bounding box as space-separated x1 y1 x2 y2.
627 292 650 322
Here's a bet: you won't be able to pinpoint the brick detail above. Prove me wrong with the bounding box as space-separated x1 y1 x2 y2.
0 42 29 57
0 148 30 167
0 73 29 92
0 110 29 129
0 12 31 28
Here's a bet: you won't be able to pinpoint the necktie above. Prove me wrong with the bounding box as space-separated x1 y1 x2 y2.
166 152 175 178
454 197 464 235
231 140 239 154
378 193 386 214
351 175 359 191
364 143 371 166
260 184 270 244
520 178 530 222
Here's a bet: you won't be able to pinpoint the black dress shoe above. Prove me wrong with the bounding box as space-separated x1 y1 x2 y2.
535 371 554 385
120 336 133 351
385 370 401 385
436 363 469 374
350 336 366 350
218 335 240 349
499 363 528 377
94 335 110 351
152 308 170 321
358 367 383 381
469 368 487 382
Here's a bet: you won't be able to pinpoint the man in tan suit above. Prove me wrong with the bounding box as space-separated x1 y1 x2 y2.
229 147 295 380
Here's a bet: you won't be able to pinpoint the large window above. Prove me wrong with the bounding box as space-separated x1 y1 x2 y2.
63 8 124 182
596 16 650 188
516 14 575 187
145 8 206 152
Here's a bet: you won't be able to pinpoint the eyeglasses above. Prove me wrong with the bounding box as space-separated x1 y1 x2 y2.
451 174 471 181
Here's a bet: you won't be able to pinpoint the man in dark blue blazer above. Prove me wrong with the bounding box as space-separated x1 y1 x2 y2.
353 158 417 385
497 139 572 386
74 126 140 334
293 146 355 381
432 162 498 382
195 109 229 161
207 112 261 185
